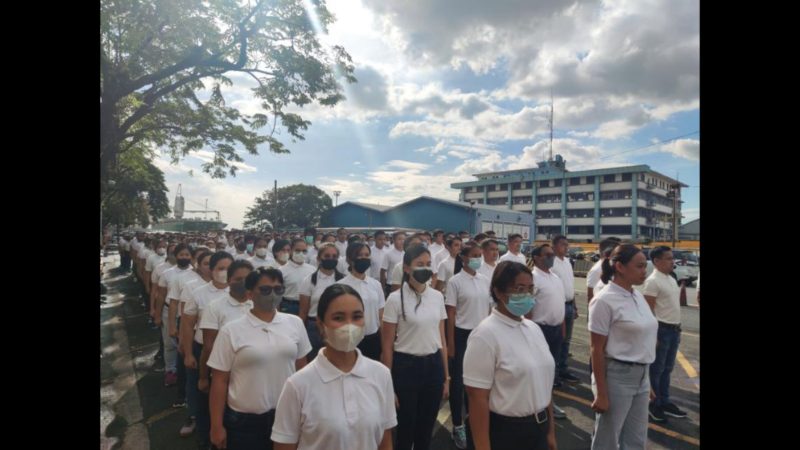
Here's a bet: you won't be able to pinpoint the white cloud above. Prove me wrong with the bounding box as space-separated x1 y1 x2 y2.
659 139 699 161
189 150 258 173
386 160 430 171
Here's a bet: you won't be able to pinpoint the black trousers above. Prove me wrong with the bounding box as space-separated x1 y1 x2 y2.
392 350 445 450
223 406 275 450
448 326 472 426
466 410 550 450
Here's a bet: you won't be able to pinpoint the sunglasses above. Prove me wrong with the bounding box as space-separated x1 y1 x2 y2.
258 285 286 296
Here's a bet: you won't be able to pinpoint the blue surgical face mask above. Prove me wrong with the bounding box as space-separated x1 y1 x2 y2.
246 243 254 253
506 293 536 316
468 257 482 271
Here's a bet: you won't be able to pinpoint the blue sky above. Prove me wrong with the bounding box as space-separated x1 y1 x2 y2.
155 0 699 229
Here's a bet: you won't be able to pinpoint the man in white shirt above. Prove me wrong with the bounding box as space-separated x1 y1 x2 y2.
498 234 527 265
335 228 349 257
643 246 688 422
478 239 500 281
369 231 389 282
428 230 445 257
549 235 580 385
527 243 568 419
380 232 405 295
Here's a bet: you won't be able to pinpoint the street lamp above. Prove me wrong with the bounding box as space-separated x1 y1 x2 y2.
333 190 341 207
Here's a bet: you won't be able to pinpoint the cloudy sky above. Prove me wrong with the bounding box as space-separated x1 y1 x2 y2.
155 0 699 229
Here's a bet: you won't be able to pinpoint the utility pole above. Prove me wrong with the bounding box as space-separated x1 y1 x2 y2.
333 190 341 207
274 180 278 229
667 183 679 248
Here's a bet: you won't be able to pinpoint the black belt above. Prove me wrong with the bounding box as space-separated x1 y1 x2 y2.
658 321 681 331
490 409 548 425
565 300 575 305
609 358 647 367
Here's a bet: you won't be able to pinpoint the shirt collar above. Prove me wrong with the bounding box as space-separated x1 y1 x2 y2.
226 295 252 307
245 310 283 327
491 308 523 328
314 347 369 383
533 266 551 276
606 281 636 298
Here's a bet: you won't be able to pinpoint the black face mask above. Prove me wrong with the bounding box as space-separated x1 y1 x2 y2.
320 259 338 271
354 258 371 274
411 268 433 284
177 258 191 268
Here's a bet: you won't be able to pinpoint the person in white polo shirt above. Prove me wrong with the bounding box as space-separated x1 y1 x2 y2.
145 239 167 315
299 243 345 361
463 261 557 450
180 251 232 448
550 235 580 385
445 241 493 449
435 236 462 296
431 233 455 274
368 231 389 282
279 238 316 316
498 234 527 265
249 237 274 269
271 283 396 450
588 244 657 450
381 245 449 450
208 267 311 450
390 235 435 292
380 231 406 296
586 238 622 305
198 260 255 400
642 246 688 423
526 244 568 420
477 239 500 281
340 242 386 361
157 243 195 387
269 239 291 270
428 230 445 257
334 228 349 257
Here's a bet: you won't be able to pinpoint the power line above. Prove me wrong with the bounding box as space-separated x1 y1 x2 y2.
597 130 700 161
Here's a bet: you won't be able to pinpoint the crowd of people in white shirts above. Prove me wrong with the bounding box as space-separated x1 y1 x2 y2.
111 226 690 450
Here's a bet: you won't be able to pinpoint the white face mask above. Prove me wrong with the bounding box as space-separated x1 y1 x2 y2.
156 248 166 256
325 323 365 352
292 252 306 264
276 252 289 264
255 248 268 258
213 270 227 284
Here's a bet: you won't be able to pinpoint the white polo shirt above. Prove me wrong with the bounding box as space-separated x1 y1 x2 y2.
550 256 575 302
248 255 273 270
588 282 658 364
138 248 151 261
436 255 457 290
207 311 311 414
369 246 388 281
199 295 254 331
642 269 681 325
184 281 230 344
383 284 447 356
160 266 192 305
428 243 445 258
233 252 250 261
477 260 498 282
271 348 397 450
299 270 341 319
335 241 348 258
530 267 566 326
339 274 386 335
305 247 318 267
179 276 206 305
152 261 174 285
499 251 527 265
145 253 166 273
586 259 604 293
445 271 493 330
225 245 236 255
432 248 449 274
279 261 316 301
168 268 202 303
337 256 349 275
381 248 405 282
463 309 555 416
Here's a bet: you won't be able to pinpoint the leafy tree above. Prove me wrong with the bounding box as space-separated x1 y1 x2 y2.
100 0 356 183
102 146 171 228
244 184 332 229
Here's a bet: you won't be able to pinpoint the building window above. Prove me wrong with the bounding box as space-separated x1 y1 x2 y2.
476 185 485 192
526 181 533 189
568 226 594 235
539 180 548 188
570 177 581 185
601 225 632 235
512 182 521 190
487 185 495 192
586 176 595 184
622 173 632 182
536 211 562 219
536 194 562 204
603 174 615 183
499 183 508 190
554 179 563 187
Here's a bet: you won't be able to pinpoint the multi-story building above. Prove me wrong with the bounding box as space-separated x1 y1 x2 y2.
451 154 687 242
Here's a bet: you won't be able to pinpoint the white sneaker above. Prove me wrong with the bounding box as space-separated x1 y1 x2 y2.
179 417 196 437
451 424 467 449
